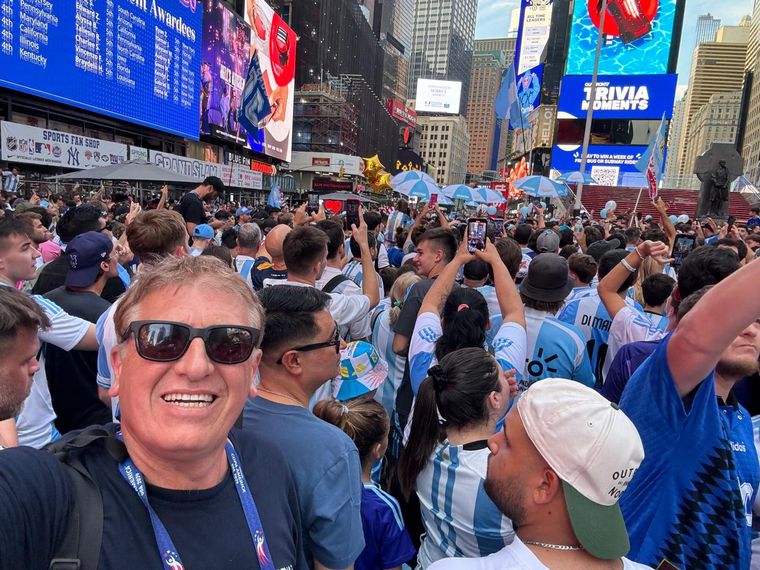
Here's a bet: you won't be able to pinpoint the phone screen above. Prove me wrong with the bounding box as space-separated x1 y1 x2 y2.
428 193 438 207
346 200 361 228
492 219 505 236
672 234 697 272
728 215 736 228
467 218 487 253
307 193 320 214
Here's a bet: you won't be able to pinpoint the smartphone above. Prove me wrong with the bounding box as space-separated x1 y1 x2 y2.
467 218 487 253
671 234 697 272
727 215 736 229
307 193 320 214
346 199 361 228
492 218 505 236
428 193 438 207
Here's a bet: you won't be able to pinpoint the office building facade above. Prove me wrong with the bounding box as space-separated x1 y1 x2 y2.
417 114 470 184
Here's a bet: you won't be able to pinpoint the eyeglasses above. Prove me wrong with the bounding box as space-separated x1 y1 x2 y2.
276 326 341 364
122 321 260 364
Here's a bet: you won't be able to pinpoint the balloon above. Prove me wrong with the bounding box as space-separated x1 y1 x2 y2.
539 201 547 209
677 214 689 224
487 206 497 216
605 200 617 212
362 155 385 184
373 172 393 192
669 215 678 223
519 206 531 218
600 208 608 219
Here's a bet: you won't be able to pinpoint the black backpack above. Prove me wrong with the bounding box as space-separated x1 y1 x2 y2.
44 426 128 570
321 273 352 293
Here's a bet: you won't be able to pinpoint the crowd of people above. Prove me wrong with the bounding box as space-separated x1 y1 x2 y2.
0 176 759 569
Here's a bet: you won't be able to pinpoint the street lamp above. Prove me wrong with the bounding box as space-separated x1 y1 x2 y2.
574 0 608 214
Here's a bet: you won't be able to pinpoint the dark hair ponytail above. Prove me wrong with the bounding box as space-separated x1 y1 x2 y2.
434 287 489 361
313 397 389 467
397 347 501 498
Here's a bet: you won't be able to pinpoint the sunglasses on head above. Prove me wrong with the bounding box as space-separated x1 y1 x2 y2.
276 326 341 364
122 321 260 364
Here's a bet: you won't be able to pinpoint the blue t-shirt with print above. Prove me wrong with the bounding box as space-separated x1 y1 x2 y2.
620 335 759 569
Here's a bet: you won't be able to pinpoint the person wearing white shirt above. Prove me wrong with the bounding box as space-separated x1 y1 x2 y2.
429 379 652 570
268 212 379 332
233 222 262 288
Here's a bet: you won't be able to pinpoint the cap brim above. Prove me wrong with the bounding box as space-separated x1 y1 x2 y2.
562 481 630 560
65 266 101 288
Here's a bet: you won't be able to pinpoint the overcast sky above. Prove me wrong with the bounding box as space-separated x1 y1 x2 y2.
475 0 754 97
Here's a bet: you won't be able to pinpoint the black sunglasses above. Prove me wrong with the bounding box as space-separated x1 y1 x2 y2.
123 321 260 364
276 326 341 364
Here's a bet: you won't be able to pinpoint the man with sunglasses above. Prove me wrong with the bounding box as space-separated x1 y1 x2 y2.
0 256 307 569
243 285 365 570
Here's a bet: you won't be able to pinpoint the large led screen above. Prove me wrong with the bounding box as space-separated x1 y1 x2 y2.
414 79 462 115
565 0 678 76
0 0 203 139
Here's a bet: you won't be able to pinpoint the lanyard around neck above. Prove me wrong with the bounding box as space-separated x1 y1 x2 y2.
116 432 275 570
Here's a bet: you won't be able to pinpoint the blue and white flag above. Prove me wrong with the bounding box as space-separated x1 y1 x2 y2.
267 185 283 209
495 63 527 130
635 113 667 199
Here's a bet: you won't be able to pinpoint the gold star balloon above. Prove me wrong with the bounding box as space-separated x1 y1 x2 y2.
362 154 384 183
373 172 393 192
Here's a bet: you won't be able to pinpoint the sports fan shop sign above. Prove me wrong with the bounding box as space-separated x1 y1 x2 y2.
1 122 128 168
150 150 263 190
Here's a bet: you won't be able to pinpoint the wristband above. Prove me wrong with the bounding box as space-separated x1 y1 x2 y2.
621 258 637 273
634 247 645 260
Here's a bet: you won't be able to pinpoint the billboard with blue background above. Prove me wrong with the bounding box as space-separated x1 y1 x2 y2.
0 0 203 140
565 0 678 75
558 74 677 120
513 0 554 118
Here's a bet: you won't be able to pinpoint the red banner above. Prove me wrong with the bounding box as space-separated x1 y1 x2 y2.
385 99 417 127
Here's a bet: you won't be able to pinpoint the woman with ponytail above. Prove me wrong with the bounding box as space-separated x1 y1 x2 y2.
407 235 528 396
397 349 519 567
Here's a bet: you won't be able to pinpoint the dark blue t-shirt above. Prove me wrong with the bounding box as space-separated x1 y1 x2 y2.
601 339 660 404
619 336 759 569
357 483 416 570
0 425 306 569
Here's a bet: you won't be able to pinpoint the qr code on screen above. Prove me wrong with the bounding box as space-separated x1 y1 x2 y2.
590 166 620 187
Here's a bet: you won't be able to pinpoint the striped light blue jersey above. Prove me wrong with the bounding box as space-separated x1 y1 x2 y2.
564 286 596 304
96 301 120 419
416 441 515 567
409 312 528 395
643 310 669 333
369 299 406 418
386 211 412 241
473 285 501 347
343 259 385 299
557 292 643 385
523 307 595 390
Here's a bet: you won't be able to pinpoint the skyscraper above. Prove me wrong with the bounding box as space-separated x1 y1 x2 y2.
742 0 760 183
466 49 507 176
376 0 416 103
664 97 686 182
417 115 470 184
695 14 721 47
675 31 749 176
407 0 478 111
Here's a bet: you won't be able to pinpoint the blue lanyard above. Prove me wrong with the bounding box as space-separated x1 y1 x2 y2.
116 432 275 570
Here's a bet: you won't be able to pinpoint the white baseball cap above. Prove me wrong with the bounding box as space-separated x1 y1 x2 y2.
517 379 644 559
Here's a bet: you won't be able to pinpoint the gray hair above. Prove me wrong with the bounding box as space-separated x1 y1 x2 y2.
237 222 262 250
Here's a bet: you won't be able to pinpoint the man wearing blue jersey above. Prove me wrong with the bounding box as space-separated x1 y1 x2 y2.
565 253 597 303
619 258 760 569
639 273 675 333
519 254 594 389
558 249 642 386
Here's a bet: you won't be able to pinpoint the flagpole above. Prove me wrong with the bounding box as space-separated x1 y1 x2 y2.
630 186 644 227
574 0 608 214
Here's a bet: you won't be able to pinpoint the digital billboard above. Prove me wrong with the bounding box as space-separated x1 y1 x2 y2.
414 79 462 114
243 0 296 162
513 0 554 117
200 1 252 146
551 143 666 186
565 0 678 75
0 0 202 140
558 74 677 120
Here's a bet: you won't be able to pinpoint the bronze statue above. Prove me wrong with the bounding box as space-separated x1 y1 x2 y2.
695 144 744 219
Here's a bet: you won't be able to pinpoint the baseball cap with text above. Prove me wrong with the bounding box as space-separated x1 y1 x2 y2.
517 379 645 560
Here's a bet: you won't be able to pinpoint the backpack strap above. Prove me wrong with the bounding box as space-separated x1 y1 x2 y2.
322 273 351 293
47 426 126 570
